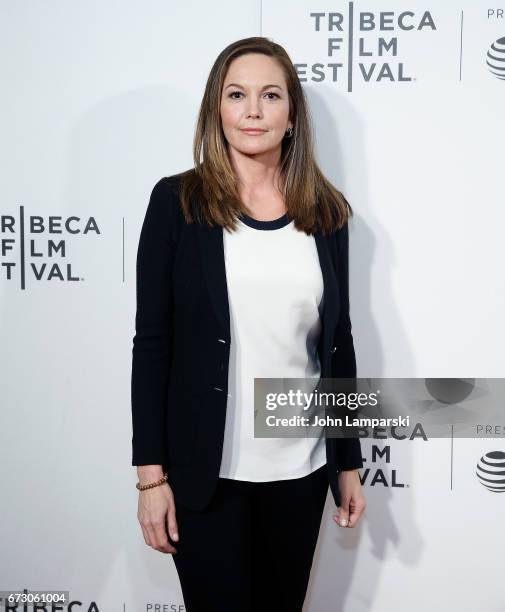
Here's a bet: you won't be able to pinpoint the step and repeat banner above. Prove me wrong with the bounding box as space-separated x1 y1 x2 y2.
1 1 504 611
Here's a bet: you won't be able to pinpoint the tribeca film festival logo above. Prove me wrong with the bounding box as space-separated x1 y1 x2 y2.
0 206 100 290
357 422 428 491
297 5 437 90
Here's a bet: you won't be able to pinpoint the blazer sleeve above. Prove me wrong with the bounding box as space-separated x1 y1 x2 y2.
333 220 364 471
131 177 177 466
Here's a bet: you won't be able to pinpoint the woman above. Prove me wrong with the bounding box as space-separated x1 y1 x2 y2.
131 36 366 612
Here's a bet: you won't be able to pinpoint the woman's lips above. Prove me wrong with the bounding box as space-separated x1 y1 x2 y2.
240 128 267 134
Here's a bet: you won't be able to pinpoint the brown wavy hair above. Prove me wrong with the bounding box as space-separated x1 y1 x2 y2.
178 36 353 236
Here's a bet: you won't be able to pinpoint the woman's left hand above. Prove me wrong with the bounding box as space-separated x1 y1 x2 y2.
333 469 366 528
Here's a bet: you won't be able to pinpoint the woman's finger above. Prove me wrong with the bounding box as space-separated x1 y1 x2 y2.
347 499 366 527
140 524 151 547
154 516 177 554
167 503 179 543
144 518 177 554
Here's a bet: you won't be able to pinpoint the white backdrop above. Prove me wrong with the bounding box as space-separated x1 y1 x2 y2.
1 1 504 611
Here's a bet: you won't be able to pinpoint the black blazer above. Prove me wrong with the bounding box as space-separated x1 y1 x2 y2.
131 173 363 512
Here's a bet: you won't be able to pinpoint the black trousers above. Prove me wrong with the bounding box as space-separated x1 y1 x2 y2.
169 463 329 612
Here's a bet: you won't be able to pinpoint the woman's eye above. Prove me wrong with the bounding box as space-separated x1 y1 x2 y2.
228 91 279 100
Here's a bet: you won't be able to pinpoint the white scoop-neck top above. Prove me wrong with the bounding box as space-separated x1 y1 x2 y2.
218 211 327 481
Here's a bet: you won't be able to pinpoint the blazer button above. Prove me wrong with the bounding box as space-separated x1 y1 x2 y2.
217 338 227 344
330 345 338 354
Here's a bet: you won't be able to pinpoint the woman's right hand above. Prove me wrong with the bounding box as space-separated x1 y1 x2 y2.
137 477 179 554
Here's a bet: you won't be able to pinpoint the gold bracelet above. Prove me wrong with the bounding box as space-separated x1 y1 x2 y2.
136 472 168 491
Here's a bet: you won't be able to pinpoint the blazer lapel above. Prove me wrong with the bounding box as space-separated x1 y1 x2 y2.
196 221 339 376
196 222 231 343
314 231 339 377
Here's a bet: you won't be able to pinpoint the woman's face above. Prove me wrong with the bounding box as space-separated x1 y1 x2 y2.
220 53 292 158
